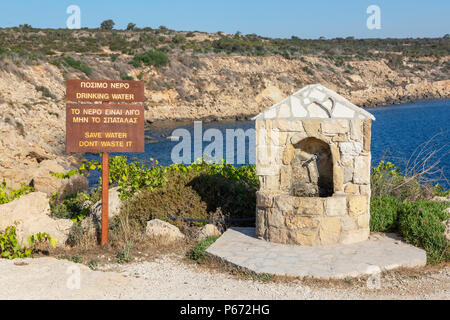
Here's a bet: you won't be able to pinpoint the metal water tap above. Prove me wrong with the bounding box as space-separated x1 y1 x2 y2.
302 154 320 177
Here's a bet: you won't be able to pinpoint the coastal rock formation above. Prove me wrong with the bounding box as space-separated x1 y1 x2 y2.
0 192 73 247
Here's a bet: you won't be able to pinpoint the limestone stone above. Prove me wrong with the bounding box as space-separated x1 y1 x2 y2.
30 160 65 195
256 192 273 208
273 120 291 131
308 103 329 118
291 230 318 246
145 219 185 243
259 175 280 191
92 187 123 222
333 165 344 192
267 227 288 243
340 215 358 232
339 141 363 156
343 164 354 184
354 156 371 184
344 183 359 194
359 185 371 195
294 197 324 215
348 195 369 217
277 103 291 118
255 209 266 237
363 120 372 151
350 119 363 142
319 217 341 245
332 134 347 142
290 121 305 132
0 192 73 247
341 228 369 244
330 144 340 163
357 214 370 228
286 216 316 230
197 224 222 241
331 102 356 118
302 119 322 136
282 144 295 164
255 120 265 131
280 166 292 192
274 195 295 211
321 120 349 134
267 209 285 228
325 196 347 216
290 132 308 145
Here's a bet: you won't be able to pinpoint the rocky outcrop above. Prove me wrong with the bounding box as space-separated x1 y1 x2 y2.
145 219 185 243
0 192 73 247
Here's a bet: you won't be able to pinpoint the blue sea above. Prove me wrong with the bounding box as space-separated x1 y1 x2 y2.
86 99 450 189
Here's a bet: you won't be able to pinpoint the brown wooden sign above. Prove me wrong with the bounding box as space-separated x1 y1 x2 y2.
66 103 145 153
66 79 145 102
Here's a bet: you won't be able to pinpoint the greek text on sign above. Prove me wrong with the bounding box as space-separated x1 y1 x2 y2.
66 104 145 153
66 79 145 102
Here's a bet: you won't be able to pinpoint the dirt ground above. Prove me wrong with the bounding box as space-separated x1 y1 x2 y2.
0 243 448 300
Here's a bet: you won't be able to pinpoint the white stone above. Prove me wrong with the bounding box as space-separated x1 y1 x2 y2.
308 88 327 101
277 103 291 118
145 219 185 243
197 224 222 241
0 192 73 247
92 187 123 222
339 141 363 156
308 103 329 118
290 96 308 117
354 156 371 184
332 103 356 118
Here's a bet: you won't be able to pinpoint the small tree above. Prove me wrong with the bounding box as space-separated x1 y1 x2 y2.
126 23 136 31
100 19 115 30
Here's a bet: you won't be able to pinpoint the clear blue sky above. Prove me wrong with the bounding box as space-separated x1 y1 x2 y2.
0 0 449 39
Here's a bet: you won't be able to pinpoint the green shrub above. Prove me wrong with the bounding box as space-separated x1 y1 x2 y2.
0 180 33 205
50 192 92 223
0 224 57 259
370 196 449 265
398 201 449 264
370 196 402 232
189 236 219 263
130 50 169 68
62 56 92 75
0 225 32 259
120 73 134 80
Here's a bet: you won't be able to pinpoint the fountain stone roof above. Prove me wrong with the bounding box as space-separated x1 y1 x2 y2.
252 84 375 121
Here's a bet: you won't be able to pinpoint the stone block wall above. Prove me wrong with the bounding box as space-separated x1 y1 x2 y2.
255 118 372 246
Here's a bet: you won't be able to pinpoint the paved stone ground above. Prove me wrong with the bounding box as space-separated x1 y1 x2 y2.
206 228 427 279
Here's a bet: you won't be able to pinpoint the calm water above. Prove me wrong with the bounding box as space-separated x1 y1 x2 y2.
86 99 450 189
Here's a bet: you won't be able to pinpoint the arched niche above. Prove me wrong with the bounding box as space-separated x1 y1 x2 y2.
290 137 333 197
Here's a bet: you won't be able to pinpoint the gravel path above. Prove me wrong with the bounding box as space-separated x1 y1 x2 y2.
0 256 448 299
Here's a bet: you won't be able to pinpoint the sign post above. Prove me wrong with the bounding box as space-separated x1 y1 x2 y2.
66 80 145 245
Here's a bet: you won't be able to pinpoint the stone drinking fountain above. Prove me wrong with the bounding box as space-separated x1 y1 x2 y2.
253 84 375 246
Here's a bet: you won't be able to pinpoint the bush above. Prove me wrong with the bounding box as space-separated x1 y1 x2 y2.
62 56 92 75
398 201 449 264
0 224 57 259
370 196 401 232
370 196 449 264
0 180 33 205
130 50 169 68
189 236 219 263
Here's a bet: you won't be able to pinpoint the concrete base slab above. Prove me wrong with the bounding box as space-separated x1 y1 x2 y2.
206 228 427 279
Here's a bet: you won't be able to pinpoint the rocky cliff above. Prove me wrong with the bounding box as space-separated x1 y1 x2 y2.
0 28 449 188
